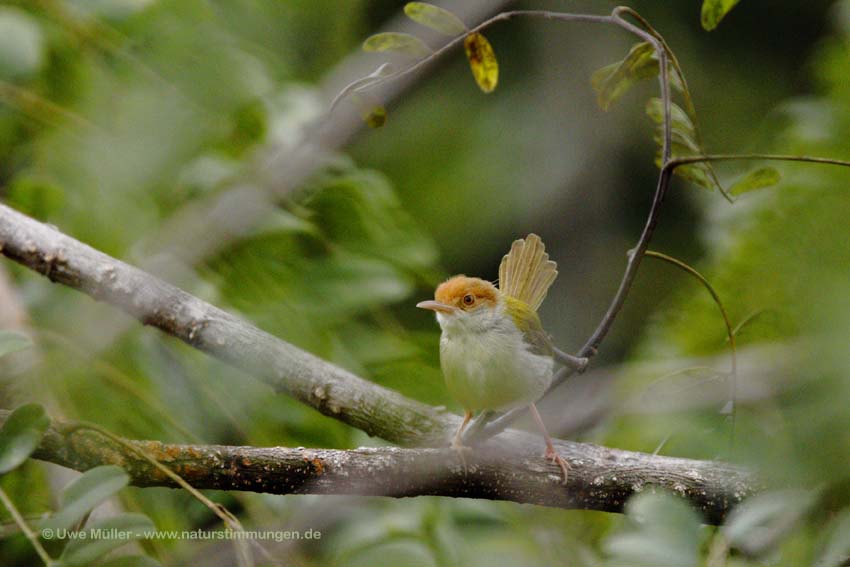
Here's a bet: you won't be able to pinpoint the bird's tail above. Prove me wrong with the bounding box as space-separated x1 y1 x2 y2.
498 234 558 311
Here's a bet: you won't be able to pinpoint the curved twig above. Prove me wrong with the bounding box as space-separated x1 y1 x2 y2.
0 486 53 566
669 154 850 169
643 250 736 373
643 249 738 442
470 148 850 441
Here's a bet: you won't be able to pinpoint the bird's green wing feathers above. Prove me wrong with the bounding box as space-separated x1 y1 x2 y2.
504 296 554 357
498 234 558 311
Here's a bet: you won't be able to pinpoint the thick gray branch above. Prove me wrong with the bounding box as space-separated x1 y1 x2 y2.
0 204 758 522
2 411 756 524
0 203 450 446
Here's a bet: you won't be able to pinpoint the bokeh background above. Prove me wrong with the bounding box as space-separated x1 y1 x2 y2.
1 0 849 565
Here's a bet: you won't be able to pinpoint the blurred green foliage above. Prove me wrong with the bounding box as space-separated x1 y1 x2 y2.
0 0 849 565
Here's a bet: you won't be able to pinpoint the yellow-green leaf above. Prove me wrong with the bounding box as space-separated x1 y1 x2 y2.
0 403 49 474
701 0 742 31
350 93 388 129
591 42 659 111
645 97 695 134
646 97 721 192
60 513 155 567
43 465 130 531
729 167 781 196
0 330 32 358
404 2 466 36
464 32 498 93
362 32 431 58
363 105 387 129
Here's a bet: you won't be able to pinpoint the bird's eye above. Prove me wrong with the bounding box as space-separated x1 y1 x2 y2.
462 294 475 306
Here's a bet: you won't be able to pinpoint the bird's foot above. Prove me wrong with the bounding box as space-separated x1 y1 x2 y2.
451 440 472 475
544 446 570 485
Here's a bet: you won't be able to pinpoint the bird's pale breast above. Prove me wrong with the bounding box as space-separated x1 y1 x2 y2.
440 320 554 412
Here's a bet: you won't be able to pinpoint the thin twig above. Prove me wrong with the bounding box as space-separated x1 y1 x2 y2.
644 249 737 446
64 422 256 567
464 7 674 443
0 485 54 566
352 11 617 99
670 154 850 168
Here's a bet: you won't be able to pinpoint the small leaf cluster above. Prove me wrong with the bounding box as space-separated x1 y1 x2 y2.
0 403 159 566
355 2 500 127
591 32 779 199
602 489 849 567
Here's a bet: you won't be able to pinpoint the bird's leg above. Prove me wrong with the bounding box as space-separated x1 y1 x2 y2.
529 403 570 485
451 410 473 474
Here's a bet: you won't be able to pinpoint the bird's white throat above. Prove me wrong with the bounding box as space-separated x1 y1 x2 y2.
434 300 507 337
434 301 554 412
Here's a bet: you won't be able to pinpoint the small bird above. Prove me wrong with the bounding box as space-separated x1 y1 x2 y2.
417 234 585 483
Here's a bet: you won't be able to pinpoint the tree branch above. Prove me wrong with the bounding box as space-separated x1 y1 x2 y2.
1 410 756 524
0 203 758 522
0 203 452 447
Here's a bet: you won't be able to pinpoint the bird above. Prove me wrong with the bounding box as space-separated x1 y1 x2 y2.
417 234 586 483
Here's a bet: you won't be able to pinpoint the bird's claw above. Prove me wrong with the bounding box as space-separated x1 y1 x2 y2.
451 441 472 475
545 446 570 485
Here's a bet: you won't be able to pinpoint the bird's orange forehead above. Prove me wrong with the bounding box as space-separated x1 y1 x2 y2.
434 275 498 307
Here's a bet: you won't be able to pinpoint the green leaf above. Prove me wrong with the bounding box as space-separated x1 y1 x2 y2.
723 489 815 556
253 209 317 237
463 32 498 93
60 0 156 23
0 330 33 359
815 508 850 567
43 466 130 531
7 176 66 219
340 540 438 567
701 0 742 31
591 42 659 111
98 554 163 567
0 7 45 80
645 97 697 136
0 403 49 474
646 97 721 192
303 252 413 320
729 167 781 196
303 170 438 274
59 513 155 567
362 32 431 58
403 2 466 36
603 491 701 567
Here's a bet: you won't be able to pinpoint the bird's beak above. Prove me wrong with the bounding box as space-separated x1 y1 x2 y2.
416 300 458 314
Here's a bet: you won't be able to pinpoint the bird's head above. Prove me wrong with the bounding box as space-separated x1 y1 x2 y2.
416 275 503 334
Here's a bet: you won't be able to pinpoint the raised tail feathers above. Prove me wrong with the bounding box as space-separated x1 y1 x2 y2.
497 234 557 311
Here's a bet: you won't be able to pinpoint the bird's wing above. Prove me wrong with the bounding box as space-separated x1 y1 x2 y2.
498 234 557 311
504 296 554 357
